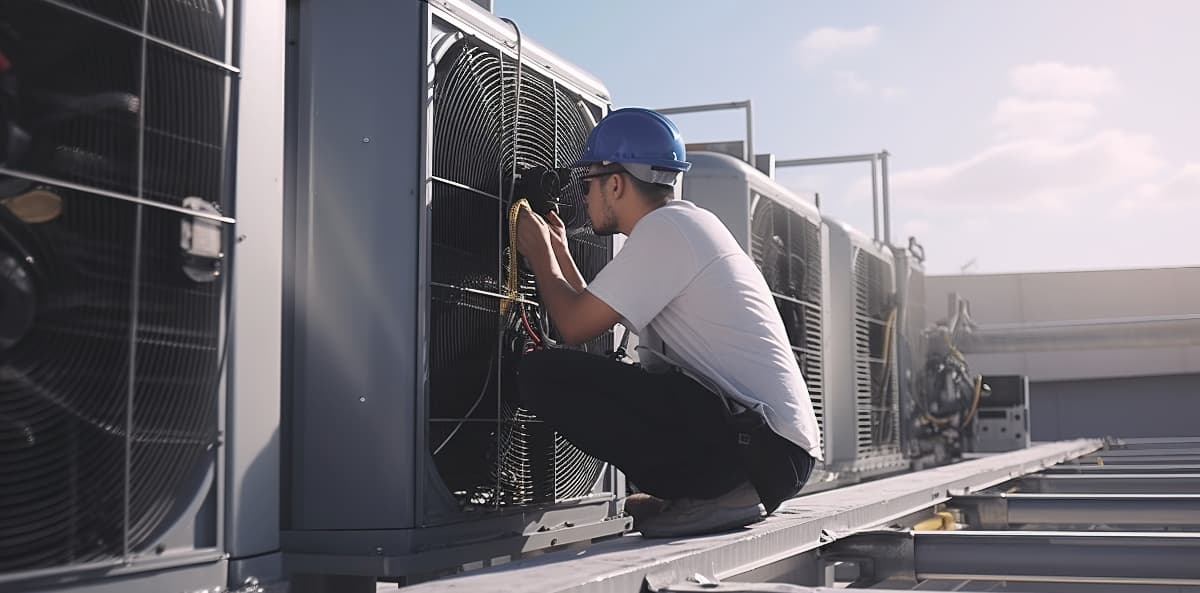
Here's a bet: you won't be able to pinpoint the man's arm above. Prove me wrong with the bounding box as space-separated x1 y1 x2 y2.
517 207 620 345
545 210 587 293
551 240 588 293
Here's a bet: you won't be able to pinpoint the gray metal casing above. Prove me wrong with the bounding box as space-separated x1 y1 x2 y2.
822 218 907 474
680 151 830 462
6 2 287 592
889 245 927 459
282 0 625 578
969 375 1032 453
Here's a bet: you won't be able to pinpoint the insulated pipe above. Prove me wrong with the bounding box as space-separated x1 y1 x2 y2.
880 150 892 245
775 151 893 246
870 155 880 242
655 101 754 163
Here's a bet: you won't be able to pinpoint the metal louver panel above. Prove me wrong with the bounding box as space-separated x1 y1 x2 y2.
428 39 610 510
1 0 231 574
750 195 824 453
852 250 900 459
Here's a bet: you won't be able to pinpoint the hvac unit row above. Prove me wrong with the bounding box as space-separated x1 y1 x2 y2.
681 152 909 480
0 1 254 592
281 0 627 581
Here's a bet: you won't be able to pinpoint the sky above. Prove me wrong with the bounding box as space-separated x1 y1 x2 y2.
494 0 1200 275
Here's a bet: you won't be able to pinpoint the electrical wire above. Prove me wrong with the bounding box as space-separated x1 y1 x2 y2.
961 374 984 429
432 354 496 456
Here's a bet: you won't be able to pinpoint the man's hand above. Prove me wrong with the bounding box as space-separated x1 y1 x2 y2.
544 208 569 249
515 203 554 267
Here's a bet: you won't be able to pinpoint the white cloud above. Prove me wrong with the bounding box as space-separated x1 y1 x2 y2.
1010 62 1120 99
796 26 879 66
832 70 905 99
881 130 1165 213
1119 163 1200 214
992 98 1099 140
833 70 872 94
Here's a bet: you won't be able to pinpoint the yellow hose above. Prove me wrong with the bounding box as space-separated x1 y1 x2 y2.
912 511 957 531
500 199 529 318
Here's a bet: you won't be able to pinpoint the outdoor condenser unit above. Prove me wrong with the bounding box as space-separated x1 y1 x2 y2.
282 0 626 581
680 151 829 463
823 217 908 475
890 241 934 463
0 2 282 592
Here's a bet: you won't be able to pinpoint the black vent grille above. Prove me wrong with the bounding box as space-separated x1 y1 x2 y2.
749 195 824 454
852 250 900 458
429 40 610 509
0 1 231 573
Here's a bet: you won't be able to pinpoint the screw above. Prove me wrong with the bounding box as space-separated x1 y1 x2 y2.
375 546 384 555
359 396 367 403
237 234 247 243
362 137 371 143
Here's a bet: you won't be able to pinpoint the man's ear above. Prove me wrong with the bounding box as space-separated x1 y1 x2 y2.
609 172 628 200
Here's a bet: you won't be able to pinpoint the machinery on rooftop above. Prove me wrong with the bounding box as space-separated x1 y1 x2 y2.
281 0 627 583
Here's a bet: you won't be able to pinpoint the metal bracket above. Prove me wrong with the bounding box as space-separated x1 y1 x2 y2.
819 531 915 588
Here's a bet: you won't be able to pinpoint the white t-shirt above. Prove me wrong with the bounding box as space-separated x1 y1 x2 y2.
587 199 823 461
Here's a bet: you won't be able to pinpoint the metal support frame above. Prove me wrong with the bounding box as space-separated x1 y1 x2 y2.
913 531 1200 586
400 440 1099 593
775 151 892 245
656 101 754 163
1017 473 1200 494
952 493 1200 528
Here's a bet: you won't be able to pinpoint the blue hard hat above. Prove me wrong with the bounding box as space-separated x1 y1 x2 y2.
571 108 692 173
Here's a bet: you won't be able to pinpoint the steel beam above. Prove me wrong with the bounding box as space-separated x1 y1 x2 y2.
1042 463 1200 474
1082 447 1200 458
1017 473 1200 494
952 493 1200 528
399 440 1100 593
1076 454 1200 465
913 531 1200 586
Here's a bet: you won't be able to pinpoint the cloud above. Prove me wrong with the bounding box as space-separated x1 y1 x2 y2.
1119 163 1200 214
992 98 1099 140
880 130 1165 213
833 70 872 94
796 26 879 66
1010 62 1120 99
832 70 905 99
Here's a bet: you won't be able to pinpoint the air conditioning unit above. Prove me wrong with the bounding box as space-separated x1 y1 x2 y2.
823 217 908 476
282 0 626 583
890 241 929 461
0 2 282 592
680 151 829 465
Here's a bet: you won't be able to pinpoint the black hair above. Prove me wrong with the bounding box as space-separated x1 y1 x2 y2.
625 174 674 202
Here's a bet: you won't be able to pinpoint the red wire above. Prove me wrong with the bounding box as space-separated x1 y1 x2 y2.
520 303 542 347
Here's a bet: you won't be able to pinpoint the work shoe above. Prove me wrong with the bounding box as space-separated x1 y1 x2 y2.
635 481 765 539
623 492 668 524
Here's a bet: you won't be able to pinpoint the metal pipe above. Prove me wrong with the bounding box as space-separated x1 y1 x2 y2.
880 150 891 245
744 102 754 164
914 531 1200 586
776 152 881 167
1006 494 1200 526
655 100 754 162
870 155 880 242
1019 473 1200 494
955 493 1200 527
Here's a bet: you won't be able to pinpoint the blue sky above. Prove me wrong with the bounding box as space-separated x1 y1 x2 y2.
495 1 1200 275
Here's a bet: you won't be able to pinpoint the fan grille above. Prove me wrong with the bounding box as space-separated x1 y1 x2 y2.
749 195 824 455
429 39 610 510
852 250 900 459
0 1 230 573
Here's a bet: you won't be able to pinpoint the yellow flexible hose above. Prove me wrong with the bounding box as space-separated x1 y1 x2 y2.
500 198 529 318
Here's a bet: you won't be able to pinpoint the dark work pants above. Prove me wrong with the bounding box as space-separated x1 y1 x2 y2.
518 348 814 513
